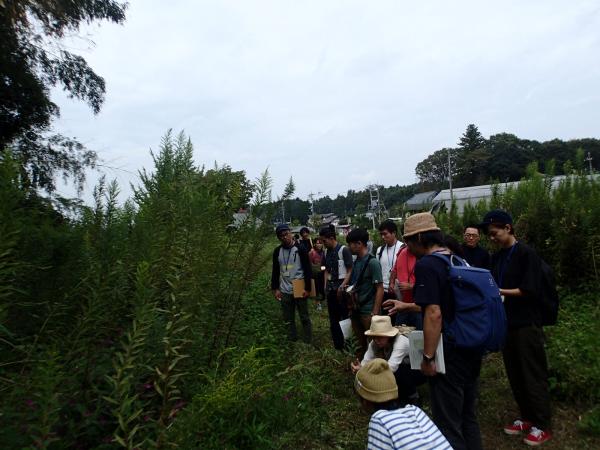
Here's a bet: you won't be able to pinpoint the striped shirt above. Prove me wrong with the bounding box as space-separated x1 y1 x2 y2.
367 405 451 450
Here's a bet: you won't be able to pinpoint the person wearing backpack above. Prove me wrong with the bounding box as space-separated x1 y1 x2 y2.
404 213 484 450
320 225 354 350
347 228 384 359
481 210 552 447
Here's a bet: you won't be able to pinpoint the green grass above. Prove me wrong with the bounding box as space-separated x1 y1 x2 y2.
254 291 600 449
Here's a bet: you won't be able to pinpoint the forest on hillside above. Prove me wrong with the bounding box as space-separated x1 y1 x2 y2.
282 125 600 225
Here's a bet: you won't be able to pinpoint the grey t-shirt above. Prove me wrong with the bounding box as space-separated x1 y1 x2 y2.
278 245 305 294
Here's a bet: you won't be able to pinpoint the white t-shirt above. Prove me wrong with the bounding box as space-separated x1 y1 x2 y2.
376 241 403 290
361 334 409 372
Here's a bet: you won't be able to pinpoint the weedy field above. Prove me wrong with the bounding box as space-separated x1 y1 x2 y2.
1 135 599 448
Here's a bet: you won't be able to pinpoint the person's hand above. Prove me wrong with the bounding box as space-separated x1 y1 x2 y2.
420 360 437 376
398 281 413 291
387 284 396 294
383 299 409 315
302 290 310 298
350 359 361 374
273 289 282 301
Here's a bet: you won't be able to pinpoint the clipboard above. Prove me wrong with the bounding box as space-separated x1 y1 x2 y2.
293 279 316 298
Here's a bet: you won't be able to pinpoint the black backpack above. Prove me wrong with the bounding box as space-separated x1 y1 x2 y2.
539 259 559 326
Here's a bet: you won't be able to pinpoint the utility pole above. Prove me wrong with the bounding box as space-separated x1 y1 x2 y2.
585 152 594 175
308 191 322 216
368 184 387 229
448 148 453 200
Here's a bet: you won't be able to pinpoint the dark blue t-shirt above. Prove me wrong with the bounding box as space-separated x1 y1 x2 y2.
413 253 455 326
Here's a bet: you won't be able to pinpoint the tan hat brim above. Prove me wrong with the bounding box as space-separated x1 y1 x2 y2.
364 328 399 337
402 226 440 238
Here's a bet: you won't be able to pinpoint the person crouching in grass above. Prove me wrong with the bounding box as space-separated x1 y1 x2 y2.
355 358 451 449
351 315 425 405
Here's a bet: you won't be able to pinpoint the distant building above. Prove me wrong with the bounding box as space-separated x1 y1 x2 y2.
309 212 339 228
404 191 438 213
230 208 262 229
431 175 598 214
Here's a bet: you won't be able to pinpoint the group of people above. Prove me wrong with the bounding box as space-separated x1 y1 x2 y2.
271 210 552 449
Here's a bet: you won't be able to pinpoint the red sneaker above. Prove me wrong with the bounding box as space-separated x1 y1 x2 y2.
523 427 552 446
503 419 533 435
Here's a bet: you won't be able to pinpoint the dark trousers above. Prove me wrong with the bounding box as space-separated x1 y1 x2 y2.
326 289 348 350
503 325 552 429
429 346 483 450
280 293 312 343
314 271 325 300
395 362 426 405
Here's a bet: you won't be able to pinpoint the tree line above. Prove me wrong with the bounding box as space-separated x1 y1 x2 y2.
416 124 600 189
280 125 600 225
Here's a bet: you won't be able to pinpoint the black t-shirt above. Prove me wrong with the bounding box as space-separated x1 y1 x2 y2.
414 254 455 325
298 238 313 253
491 241 542 329
461 244 491 270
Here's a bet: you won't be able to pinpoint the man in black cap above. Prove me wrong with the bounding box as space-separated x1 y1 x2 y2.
271 224 313 343
481 210 552 447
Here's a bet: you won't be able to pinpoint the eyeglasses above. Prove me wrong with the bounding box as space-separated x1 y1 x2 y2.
463 233 479 239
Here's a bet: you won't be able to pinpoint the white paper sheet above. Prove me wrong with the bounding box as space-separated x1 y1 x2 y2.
408 330 446 374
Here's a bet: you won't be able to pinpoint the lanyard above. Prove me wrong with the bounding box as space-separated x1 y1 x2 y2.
498 242 518 288
282 246 295 269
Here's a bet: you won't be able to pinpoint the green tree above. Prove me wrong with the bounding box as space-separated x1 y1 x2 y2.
0 0 128 192
415 147 459 188
458 124 486 152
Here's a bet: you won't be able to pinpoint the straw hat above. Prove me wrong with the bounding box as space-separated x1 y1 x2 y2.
355 358 399 403
364 315 400 337
403 213 440 238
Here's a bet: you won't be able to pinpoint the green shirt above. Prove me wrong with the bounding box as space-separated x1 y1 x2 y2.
352 254 383 314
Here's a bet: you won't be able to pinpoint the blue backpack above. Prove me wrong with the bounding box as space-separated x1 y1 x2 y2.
430 253 507 352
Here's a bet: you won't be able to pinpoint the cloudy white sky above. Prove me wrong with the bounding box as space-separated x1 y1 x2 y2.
53 0 600 203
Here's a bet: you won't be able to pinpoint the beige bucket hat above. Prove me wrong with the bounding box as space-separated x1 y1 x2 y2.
364 315 400 337
403 212 440 238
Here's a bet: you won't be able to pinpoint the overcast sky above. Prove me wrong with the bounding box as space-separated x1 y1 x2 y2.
53 0 600 203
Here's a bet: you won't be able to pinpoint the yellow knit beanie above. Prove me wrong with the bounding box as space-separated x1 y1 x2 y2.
354 358 398 403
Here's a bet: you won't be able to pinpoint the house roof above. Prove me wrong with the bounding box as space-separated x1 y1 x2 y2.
405 191 438 210
431 175 598 213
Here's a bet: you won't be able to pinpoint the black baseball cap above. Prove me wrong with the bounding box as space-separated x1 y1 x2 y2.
479 209 513 230
275 223 290 236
